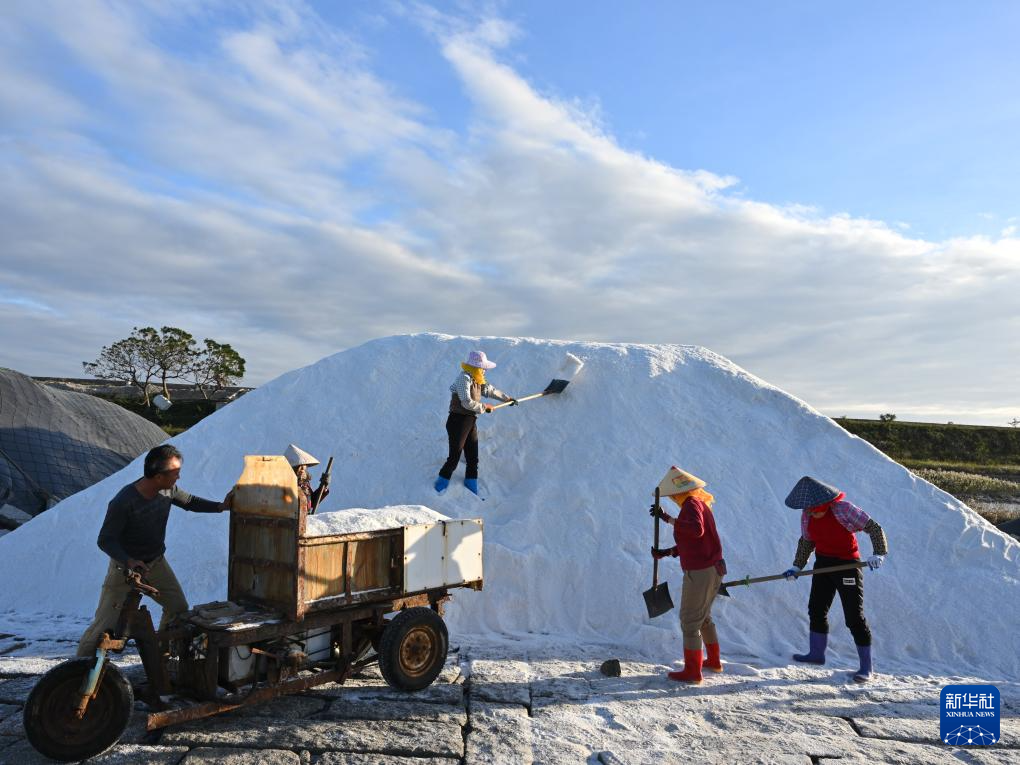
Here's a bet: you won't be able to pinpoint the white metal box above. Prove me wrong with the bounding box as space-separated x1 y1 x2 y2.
403 519 483 592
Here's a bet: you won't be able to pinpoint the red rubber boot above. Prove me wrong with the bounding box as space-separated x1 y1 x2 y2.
667 649 703 684
704 643 723 673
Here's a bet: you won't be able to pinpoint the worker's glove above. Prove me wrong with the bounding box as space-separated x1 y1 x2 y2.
483 405 494 413
866 555 884 571
507 398 519 406
320 473 331 488
782 566 801 581
649 504 672 523
650 546 673 560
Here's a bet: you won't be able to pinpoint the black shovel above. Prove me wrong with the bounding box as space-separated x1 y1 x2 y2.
490 353 585 410
718 561 868 597
643 487 674 618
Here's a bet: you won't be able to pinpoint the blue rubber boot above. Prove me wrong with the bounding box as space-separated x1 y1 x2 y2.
853 645 872 683
792 631 827 664
434 476 450 494
464 478 479 495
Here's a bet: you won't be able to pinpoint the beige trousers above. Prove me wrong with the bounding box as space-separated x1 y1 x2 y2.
76 556 188 657
679 565 722 651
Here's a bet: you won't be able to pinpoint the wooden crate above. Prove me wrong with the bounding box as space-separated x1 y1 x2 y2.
228 456 401 621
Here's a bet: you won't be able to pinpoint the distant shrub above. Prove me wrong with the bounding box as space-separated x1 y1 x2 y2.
913 468 1020 500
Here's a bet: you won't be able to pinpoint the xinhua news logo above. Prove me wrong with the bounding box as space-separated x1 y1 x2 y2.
940 684 1000 746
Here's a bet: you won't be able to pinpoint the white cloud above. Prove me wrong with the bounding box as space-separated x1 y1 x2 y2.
0 1 1017 424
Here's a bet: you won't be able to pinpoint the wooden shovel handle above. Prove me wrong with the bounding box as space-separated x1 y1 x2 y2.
652 487 661 587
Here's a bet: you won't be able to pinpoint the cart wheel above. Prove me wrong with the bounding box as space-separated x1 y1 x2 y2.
23 658 134 762
378 607 448 691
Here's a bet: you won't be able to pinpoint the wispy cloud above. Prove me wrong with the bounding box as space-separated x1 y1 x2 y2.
1 1 1017 424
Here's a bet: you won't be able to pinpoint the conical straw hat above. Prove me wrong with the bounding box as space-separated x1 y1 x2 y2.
284 443 320 468
656 465 706 497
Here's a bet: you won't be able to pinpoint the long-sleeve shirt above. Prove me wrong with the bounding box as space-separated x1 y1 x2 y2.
792 499 888 568
97 482 223 564
448 371 511 415
666 496 723 571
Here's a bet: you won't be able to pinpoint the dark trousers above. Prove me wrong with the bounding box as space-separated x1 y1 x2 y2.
439 413 479 480
807 554 872 646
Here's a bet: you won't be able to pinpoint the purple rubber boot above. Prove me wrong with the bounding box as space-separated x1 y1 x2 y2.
793 631 827 664
853 645 873 683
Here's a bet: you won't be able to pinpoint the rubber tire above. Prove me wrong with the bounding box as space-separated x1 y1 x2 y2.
378 607 449 691
23 658 134 762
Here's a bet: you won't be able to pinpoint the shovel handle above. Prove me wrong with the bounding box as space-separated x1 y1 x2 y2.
652 487 661 588
721 561 868 590
490 392 545 410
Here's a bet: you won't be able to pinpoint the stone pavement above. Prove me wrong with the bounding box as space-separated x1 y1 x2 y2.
1 638 1017 764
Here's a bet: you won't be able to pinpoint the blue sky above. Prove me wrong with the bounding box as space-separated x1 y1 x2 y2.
1 1 1018 425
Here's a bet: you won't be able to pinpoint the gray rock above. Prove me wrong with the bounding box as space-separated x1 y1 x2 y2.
599 659 621 677
468 659 530 705
319 698 466 726
230 695 329 719
162 717 463 758
181 747 301 764
853 715 1020 746
314 682 463 707
0 740 187 765
313 753 459 765
705 710 856 738
0 676 36 705
465 701 531 765
817 736 968 764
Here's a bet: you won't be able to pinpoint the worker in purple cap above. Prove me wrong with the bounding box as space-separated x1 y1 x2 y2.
781 476 889 683
434 350 517 496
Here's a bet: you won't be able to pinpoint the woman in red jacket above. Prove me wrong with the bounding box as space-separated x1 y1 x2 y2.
782 476 888 683
650 466 726 684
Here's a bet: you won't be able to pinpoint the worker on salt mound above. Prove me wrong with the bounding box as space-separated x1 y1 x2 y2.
434 349 517 496
651 466 727 684
285 443 329 513
781 475 889 683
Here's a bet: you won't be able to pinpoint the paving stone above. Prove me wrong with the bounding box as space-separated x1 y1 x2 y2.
313 753 459 764
598 747 811 765
468 659 530 705
230 695 329 719
954 750 1020 764
0 712 22 738
0 740 187 764
530 676 591 701
318 698 466 726
181 746 301 764
162 717 463 758
853 715 1020 747
313 682 463 706
465 701 531 765
0 676 36 704
817 736 970 764
705 709 856 738
0 706 16 724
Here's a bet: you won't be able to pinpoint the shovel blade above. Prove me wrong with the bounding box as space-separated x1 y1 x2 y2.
643 582 674 618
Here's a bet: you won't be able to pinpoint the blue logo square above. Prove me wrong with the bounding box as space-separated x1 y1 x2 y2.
940 684 1000 745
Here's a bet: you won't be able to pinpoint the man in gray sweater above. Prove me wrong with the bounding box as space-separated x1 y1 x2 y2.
76 445 233 656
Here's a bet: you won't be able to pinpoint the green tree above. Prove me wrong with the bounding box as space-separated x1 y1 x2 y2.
879 413 897 422
82 333 160 406
190 339 246 398
85 327 245 406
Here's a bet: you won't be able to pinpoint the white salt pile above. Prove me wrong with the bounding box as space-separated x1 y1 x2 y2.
0 333 1017 678
305 505 448 536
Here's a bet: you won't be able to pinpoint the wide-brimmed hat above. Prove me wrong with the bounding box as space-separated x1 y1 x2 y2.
784 476 841 509
656 466 706 497
466 350 497 369
284 444 320 468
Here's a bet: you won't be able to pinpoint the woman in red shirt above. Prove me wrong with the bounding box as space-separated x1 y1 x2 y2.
650 466 726 684
782 476 889 683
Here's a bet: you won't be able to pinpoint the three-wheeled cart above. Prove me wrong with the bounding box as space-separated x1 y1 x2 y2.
24 456 484 761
